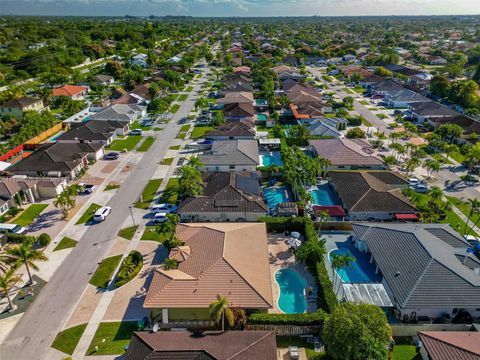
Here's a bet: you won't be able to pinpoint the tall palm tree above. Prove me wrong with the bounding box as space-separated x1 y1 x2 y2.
428 186 444 204
424 159 441 179
7 239 48 285
318 210 330 231
53 193 72 218
178 165 203 198
464 199 480 235
318 157 332 178
0 267 20 311
296 238 327 272
405 156 421 175
335 253 356 295
330 255 344 296
209 294 235 332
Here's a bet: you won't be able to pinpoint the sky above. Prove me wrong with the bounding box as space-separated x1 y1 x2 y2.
1 0 480 17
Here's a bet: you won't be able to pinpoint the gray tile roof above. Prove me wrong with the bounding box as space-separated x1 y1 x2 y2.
58 120 128 141
199 140 259 166
352 223 480 309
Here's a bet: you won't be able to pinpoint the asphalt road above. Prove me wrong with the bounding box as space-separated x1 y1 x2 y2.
0 68 209 360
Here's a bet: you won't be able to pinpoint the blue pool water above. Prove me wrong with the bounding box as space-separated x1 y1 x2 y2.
257 114 268 121
309 184 338 206
275 268 307 314
47 131 65 142
264 186 291 210
329 248 377 283
260 152 283 167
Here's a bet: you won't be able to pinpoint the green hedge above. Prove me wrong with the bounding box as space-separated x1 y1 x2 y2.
114 251 143 288
249 310 327 325
6 233 36 243
259 216 338 313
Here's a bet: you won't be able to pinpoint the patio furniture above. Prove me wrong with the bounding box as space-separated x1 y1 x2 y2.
289 346 299 359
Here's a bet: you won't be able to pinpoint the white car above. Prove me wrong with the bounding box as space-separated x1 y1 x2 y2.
151 203 178 214
130 129 143 136
93 206 111 222
408 178 420 185
153 212 168 223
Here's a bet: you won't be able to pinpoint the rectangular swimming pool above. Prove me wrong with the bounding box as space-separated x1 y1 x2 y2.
264 186 291 210
259 152 283 167
328 247 381 283
309 184 338 206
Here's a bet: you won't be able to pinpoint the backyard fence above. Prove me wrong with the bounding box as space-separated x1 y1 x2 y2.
391 323 473 337
245 324 322 336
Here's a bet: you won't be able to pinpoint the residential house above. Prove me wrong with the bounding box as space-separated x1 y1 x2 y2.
370 80 404 97
218 92 254 105
52 85 88 100
91 104 146 124
0 97 45 119
199 140 259 172
384 89 429 108
178 172 268 222
57 120 129 145
351 223 480 321
233 66 251 76
7 142 104 179
125 331 277 360
305 121 342 138
131 54 148 68
143 223 273 323
223 103 255 120
418 331 480 360
205 122 256 140
430 56 448 65
309 138 385 170
329 171 416 221
93 74 114 85
342 54 356 62
408 101 459 123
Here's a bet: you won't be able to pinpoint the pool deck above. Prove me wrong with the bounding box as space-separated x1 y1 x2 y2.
267 233 318 314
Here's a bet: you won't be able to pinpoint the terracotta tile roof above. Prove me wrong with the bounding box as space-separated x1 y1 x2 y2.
125 331 277 360
144 223 273 309
52 85 88 97
418 332 480 360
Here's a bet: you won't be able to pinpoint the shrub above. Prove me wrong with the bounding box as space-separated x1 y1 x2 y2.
249 310 327 325
37 233 51 247
315 262 338 312
114 251 143 288
6 233 35 243
346 127 366 139
347 116 362 126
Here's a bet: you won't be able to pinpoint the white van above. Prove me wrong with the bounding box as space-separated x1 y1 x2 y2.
0 223 27 235
93 206 111 222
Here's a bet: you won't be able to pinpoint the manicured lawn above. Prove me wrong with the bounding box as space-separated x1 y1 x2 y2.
191 125 214 139
137 136 155 152
186 86 194 92
169 145 181 150
376 113 388 119
180 124 191 132
343 87 355 94
118 225 138 240
13 204 48 227
89 255 123 288
324 113 336 118
86 321 137 355
51 323 87 355
359 100 370 105
104 182 120 191
76 203 102 224
276 336 326 360
53 237 78 251
353 86 364 93
392 338 421 360
130 121 152 131
134 179 162 209
161 158 174 165
446 196 480 234
160 178 179 204
107 135 142 151
178 94 188 101
361 117 373 127
449 151 464 163
141 226 169 243
170 104 180 113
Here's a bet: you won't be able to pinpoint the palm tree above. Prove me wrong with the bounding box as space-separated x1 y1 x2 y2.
295 238 327 271
318 210 330 231
194 97 209 110
209 294 235 332
335 253 356 295
187 156 203 170
444 144 459 163
428 186 444 204
464 199 480 235
0 267 20 311
405 156 421 175
424 159 441 179
178 165 203 199
330 255 344 296
318 157 332 178
163 258 179 270
382 155 397 168
7 239 48 285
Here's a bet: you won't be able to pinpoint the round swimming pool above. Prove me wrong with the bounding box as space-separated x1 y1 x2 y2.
275 268 307 314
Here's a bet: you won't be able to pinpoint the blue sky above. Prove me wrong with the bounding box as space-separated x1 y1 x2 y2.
2 0 479 16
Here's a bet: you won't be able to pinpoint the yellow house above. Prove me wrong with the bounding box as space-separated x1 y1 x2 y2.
0 97 45 119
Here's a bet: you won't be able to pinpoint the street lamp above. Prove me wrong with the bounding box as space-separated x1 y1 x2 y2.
129 206 136 227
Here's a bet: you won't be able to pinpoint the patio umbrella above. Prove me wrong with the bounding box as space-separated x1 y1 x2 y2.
291 231 301 239
286 238 301 249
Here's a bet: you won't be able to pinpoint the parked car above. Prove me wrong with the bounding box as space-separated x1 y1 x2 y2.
411 183 428 193
104 152 119 160
408 177 420 186
78 183 96 194
0 223 26 235
130 129 143 136
151 203 178 214
93 206 111 222
153 212 168 223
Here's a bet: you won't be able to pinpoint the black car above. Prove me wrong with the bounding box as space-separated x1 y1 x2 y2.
104 152 119 160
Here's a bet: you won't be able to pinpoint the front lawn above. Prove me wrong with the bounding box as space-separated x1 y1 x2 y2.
185 86 194 92
104 182 120 191
134 179 162 209
51 323 87 355
137 136 155 152
178 94 188 101
75 203 102 224
169 145 181 150
118 225 138 240
170 104 180 113
160 178 179 204
53 237 78 251
446 196 480 228
12 204 49 227
449 151 465 163
86 321 137 355
89 255 123 288
376 113 388 119
392 338 421 360
107 135 143 151
343 87 354 94
141 226 169 242
161 158 174 165
359 100 370 105
191 125 214 139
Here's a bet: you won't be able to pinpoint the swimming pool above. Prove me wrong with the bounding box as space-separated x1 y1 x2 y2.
264 186 291 210
259 152 283 167
257 114 268 121
329 248 375 283
275 268 307 314
309 184 338 206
